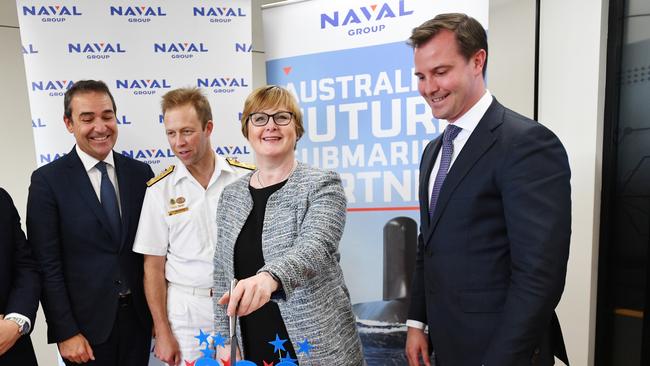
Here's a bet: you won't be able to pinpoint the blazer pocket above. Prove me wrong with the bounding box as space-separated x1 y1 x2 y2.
458 288 507 313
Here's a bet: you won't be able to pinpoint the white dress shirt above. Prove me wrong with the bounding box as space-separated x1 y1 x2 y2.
75 145 121 214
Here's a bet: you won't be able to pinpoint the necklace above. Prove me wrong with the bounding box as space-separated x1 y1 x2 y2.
256 160 296 188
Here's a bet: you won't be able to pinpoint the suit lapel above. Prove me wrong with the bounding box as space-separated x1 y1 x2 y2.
114 152 130 252
419 136 442 235
425 100 504 246
65 148 116 242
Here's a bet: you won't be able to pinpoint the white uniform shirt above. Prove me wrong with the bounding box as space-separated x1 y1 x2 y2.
133 153 249 288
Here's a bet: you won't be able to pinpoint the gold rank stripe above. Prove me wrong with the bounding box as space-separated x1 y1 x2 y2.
226 157 256 170
147 165 175 187
168 207 189 216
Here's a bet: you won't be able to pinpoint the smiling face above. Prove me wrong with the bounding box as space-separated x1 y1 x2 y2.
246 107 297 162
64 91 118 160
414 29 486 123
163 103 213 169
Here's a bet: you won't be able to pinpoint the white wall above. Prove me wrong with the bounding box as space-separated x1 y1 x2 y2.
539 0 608 365
488 0 536 118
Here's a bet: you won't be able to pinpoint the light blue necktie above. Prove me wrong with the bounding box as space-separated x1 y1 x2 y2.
429 124 462 218
96 161 121 240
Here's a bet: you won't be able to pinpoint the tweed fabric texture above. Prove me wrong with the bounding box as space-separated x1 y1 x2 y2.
213 162 364 365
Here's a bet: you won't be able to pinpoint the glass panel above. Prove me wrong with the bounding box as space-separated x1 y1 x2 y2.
610 0 650 363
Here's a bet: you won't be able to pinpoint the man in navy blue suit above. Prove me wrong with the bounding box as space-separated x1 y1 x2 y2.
405 14 571 366
0 188 40 366
27 80 154 365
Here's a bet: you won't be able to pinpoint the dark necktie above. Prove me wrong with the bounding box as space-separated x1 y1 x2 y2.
429 124 462 217
96 161 121 240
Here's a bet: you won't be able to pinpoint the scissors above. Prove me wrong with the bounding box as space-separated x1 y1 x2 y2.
229 278 239 364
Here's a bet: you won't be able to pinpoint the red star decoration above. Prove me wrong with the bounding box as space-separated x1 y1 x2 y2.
220 356 232 366
184 361 196 366
263 361 274 366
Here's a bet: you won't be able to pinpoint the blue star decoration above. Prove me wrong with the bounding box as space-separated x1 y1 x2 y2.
278 354 297 364
268 334 287 353
195 329 210 347
199 344 215 359
211 332 227 348
297 339 313 356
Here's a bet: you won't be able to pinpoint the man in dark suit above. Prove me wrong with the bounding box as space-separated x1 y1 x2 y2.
27 80 154 365
405 14 571 366
0 188 40 366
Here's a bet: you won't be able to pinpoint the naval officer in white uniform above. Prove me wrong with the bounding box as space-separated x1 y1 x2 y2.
133 88 252 365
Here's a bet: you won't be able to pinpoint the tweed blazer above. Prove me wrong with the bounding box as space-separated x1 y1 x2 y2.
213 162 364 365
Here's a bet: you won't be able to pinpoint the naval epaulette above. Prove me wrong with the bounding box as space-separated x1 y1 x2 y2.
147 165 175 187
226 157 256 171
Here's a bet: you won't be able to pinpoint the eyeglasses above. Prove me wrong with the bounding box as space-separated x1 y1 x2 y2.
248 111 293 127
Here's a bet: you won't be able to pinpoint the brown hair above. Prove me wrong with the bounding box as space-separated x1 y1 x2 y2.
161 87 212 129
408 13 488 77
240 85 304 140
64 80 116 119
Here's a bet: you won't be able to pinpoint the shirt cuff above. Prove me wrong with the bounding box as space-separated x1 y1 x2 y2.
406 319 426 330
5 312 31 332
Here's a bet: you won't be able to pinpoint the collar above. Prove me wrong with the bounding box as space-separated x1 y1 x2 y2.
75 145 115 172
172 152 235 187
442 89 493 134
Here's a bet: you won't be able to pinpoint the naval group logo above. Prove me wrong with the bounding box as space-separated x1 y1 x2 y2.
31 80 74 97
39 152 67 165
235 43 252 53
67 42 126 60
197 77 249 94
21 5 82 23
192 6 247 23
214 145 251 156
121 148 174 165
319 0 414 37
22 44 38 54
109 5 167 23
115 79 172 95
153 42 209 59
32 117 47 128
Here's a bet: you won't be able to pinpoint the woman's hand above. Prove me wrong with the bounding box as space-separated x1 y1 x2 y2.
215 343 241 363
218 272 279 317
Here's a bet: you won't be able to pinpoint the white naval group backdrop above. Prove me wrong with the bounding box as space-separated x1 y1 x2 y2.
17 0 254 173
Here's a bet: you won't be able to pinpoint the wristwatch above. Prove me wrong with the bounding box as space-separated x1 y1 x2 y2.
5 316 29 335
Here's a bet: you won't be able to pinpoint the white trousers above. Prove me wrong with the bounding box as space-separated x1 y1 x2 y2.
166 284 213 363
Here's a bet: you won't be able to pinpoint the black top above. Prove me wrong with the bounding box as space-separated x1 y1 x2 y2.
233 180 298 364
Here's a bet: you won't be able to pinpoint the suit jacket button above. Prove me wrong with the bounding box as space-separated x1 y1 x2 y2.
114 280 122 285
426 248 432 257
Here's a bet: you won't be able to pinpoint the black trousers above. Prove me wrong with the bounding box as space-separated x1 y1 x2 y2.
0 336 38 366
63 295 151 366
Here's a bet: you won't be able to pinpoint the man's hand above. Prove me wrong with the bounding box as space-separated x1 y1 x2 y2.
153 329 181 366
58 333 95 364
218 272 278 317
0 319 21 356
405 327 431 366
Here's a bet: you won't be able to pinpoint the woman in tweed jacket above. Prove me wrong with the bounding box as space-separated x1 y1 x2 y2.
213 85 364 365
